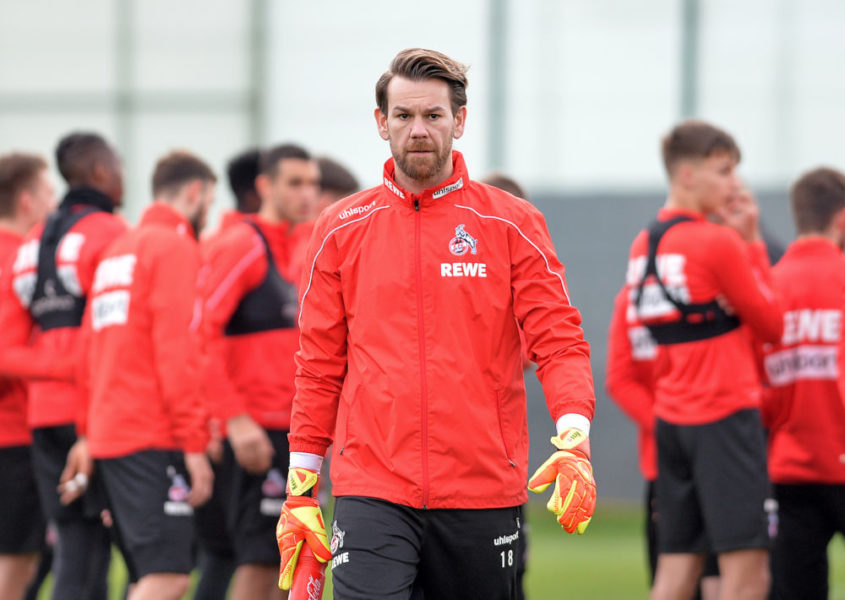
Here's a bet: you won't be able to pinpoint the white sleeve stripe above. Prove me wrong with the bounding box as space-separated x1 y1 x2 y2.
298 206 391 327
454 204 571 303
205 235 264 311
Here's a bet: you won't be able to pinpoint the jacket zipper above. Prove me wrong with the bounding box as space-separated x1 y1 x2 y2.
414 197 430 508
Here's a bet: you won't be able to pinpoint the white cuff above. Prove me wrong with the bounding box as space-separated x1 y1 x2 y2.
289 452 324 471
555 413 591 437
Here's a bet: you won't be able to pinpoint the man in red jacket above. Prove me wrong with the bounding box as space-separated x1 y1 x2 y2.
202 143 319 600
0 132 126 600
626 121 782 600
74 150 215 600
756 167 845 599
277 48 596 600
0 152 56 600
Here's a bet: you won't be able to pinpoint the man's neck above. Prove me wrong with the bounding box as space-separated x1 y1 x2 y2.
257 206 296 231
0 216 31 237
664 190 704 215
797 230 842 248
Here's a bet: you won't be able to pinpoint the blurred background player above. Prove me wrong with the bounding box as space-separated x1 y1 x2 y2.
0 132 127 600
606 285 721 599
627 120 782 600
755 167 845 599
0 152 55 600
202 143 319 600
192 146 263 600
67 150 216 600
313 155 359 219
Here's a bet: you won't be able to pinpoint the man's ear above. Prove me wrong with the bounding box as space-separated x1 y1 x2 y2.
375 108 389 141
452 106 467 140
255 173 271 200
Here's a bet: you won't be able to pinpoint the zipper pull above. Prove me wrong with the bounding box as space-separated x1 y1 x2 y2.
414 198 420 211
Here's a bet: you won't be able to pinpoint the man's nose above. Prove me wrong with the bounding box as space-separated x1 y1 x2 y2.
409 116 428 137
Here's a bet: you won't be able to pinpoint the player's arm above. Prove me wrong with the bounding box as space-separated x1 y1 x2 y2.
605 286 655 431
509 205 596 533
200 228 274 473
150 236 211 506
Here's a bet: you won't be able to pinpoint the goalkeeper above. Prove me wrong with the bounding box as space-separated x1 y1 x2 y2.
277 47 596 600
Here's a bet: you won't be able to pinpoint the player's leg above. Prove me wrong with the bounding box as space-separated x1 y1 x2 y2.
769 484 831 599
226 430 289 600
0 445 45 599
330 497 422 600
193 458 236 600
417 505 522 600
650 419 708 600
696 410 770 600
31 426 110 600
645 479 658 585
98 450 196 600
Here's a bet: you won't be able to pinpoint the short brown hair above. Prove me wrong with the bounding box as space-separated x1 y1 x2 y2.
317 156 358 195
790 167 845 234
661 120 741 177
0 153 47 218
259 143 311 177
152 150 216 197
375 48 469 115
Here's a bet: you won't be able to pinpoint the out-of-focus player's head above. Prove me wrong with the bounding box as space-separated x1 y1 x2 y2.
315 156 359 218
151 150 217 238
481 172 527 201
256 143 319 225
0 152 56 231
226 147 262 214
55 132 124 207
661 120 741 215
374 48 468 192
790 166 845 248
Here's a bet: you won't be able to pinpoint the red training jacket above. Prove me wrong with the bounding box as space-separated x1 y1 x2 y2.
0 202 126 428
84 203 208 458
201 215 309 429
606 286 657 481
0 228 30 446
626 208 782 425
291 151 595 509
757 238 845 484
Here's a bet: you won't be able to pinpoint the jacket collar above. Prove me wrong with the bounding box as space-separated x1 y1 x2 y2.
381 150 468 209
139 202 196 239
60 186 115 214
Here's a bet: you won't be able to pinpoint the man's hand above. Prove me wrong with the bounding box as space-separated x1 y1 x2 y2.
58 436 93 505
277 468 332 590
528 428 597 534
206 418 224 465
184 452 214 507
714 186 762 243
227 413 274 474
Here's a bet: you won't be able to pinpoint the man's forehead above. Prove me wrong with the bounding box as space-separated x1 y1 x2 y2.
387 76 451 110
275 158 318 176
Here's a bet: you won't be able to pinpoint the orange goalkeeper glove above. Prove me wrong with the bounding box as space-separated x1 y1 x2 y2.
276 468 332 590
528 428 597 534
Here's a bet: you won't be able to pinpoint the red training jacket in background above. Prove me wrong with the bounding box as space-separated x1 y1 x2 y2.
0 228 30 446
626 208 782 425
291 151 595 510
201 215 309 430
0 198 127 428
757 238 845 484
84 203 208 458
606 286 657 481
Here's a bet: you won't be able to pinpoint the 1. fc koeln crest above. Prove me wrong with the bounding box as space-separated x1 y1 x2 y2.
449 224 478 256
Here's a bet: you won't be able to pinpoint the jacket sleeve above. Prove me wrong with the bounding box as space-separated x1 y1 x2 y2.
510 205 595 422
200 229 266 422
150 237 209 453
605 287 654 430
289 219 347 456
713 234 783 343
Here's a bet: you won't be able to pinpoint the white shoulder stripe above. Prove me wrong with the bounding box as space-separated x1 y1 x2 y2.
454 204 571 303
298 205 391 326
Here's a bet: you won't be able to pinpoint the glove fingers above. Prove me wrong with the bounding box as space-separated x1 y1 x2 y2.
304 528 333 563
528 451 570 493
278 537 304 590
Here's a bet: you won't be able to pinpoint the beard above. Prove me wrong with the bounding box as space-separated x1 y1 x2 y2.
392 139 452 185
188 207 206 240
